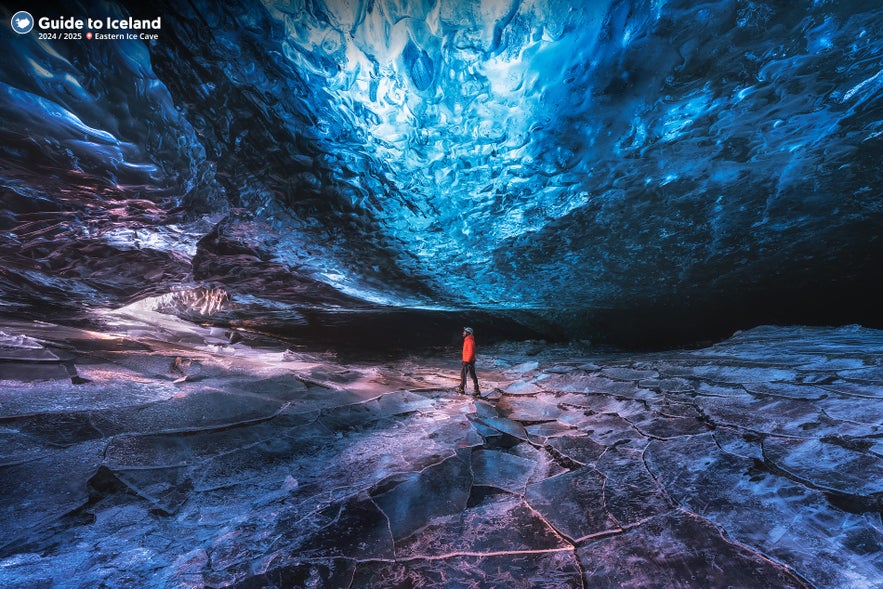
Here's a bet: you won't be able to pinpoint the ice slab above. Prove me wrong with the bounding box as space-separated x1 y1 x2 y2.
525 468 620 542
0 322 882 588
645 433 883 588
396 496 571 558
0 331 60 362
0 440 106 551
764 437 883 497
371 452 473 541
546 435 607 467
470 449 536 493
578 510 809 588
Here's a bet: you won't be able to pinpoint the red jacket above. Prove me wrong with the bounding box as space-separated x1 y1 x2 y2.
462 334 475 362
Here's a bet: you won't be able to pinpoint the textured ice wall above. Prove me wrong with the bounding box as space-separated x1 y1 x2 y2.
266 0 882 314
0 1 881 342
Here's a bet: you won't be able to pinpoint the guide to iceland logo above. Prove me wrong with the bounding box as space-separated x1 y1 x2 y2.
11 10 34 34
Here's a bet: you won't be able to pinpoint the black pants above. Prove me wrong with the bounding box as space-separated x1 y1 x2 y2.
460 361 479 391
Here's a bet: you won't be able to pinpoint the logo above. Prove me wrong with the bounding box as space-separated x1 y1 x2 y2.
11 10 33 34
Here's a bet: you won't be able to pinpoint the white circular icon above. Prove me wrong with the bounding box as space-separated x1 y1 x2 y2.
11 10 34 34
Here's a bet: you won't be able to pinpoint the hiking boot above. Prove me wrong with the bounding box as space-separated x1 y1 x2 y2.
472 388 481 396
456 386 465 395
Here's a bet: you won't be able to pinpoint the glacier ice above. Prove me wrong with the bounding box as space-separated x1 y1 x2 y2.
0 0 880 346
1 319 881 587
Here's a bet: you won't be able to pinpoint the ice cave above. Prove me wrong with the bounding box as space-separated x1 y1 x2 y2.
0 0 881 587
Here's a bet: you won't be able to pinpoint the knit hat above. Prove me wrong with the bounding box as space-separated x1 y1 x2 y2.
464 327 473 334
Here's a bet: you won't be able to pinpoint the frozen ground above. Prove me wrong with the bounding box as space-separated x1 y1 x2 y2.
0 315 881 588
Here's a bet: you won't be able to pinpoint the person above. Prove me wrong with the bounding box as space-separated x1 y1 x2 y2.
457 327 480 396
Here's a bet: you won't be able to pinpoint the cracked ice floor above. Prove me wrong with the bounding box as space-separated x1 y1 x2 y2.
0 316 882 588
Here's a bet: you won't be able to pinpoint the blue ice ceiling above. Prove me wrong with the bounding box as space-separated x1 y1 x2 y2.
0 0 881 341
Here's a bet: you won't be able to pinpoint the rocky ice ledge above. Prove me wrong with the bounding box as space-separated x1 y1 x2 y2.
0 318 881 588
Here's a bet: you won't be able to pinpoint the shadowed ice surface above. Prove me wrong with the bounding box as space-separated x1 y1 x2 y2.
0 316 881 588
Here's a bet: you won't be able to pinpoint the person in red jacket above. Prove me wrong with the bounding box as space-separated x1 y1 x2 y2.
457 327 480 396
